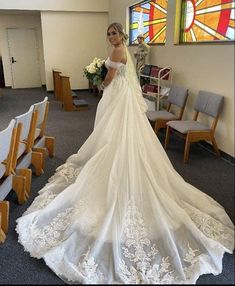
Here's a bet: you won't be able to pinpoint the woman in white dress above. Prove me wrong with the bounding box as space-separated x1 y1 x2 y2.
16 22 234 284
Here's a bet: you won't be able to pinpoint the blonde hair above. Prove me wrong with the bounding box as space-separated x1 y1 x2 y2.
107 22 129 43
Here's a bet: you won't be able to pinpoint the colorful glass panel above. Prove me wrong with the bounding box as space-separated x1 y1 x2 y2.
181 0 235 42
129 0 168 44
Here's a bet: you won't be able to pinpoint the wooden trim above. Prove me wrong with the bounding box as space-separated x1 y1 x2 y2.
26 110 38 152
0 201 9 235
12 123 22 170
31 151 43 176
60 75 89 112
17 168 32 198
5 127 16 176
12 175 26 204
40 102 49 137
53 70 62 101
45 136 55 158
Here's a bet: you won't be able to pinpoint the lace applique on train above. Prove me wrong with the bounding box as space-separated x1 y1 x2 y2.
20 200 86 257
117 199 204 284
24 190 57 215
47 199 211 284
23 162 83 215
45 246 106 284
184 202 234 248
48 162 83 184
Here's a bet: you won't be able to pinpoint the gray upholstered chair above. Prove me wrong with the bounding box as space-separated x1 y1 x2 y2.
165 90 224 163
146 85 188 134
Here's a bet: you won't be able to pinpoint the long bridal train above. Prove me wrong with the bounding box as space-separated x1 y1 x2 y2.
16 51 234 284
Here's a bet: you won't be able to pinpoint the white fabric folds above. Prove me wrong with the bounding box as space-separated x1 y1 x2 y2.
16 47 234 284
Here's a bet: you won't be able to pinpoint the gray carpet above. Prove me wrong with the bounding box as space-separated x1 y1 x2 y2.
0 87 234 285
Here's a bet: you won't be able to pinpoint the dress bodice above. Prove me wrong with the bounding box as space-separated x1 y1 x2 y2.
105 57 126 76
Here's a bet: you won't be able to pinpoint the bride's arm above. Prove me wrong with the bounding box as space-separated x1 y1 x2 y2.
101 47 123 89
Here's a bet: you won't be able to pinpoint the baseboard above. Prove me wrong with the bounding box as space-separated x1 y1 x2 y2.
2 85 46 89
73 89 90 92
198 141 234 166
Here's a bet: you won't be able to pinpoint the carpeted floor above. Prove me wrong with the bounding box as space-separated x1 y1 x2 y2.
0 87 234 285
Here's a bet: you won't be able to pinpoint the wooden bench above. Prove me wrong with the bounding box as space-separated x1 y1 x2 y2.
33 97 55 159
60 74 89 112
52 69 62 101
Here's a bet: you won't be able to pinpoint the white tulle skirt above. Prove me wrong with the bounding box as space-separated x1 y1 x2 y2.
16 74 234 284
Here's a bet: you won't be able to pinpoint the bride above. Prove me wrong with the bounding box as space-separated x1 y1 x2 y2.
16 22 234 284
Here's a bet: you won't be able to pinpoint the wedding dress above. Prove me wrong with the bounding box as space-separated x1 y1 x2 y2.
16 47 234 284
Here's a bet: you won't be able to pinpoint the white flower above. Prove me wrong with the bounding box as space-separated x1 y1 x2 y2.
87 63 97 74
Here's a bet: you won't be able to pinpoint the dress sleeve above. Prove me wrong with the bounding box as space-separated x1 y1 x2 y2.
106 58 123 69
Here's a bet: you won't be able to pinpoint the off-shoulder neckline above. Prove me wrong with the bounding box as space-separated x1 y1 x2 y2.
107 57 127 66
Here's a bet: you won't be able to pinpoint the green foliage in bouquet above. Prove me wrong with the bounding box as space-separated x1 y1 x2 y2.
84 58 108 86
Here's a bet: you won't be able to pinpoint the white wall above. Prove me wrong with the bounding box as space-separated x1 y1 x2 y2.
0 0 109 12
109 0 235 157
41 11 108 90
0 13 45 86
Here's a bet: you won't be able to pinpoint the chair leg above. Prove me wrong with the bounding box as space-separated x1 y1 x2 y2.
0 201 9 243
12 175 27 204
45 136 55 158
31 151 44 176
184 134 191 163
154 122 159 134
211 136 220 157
164 126 171 149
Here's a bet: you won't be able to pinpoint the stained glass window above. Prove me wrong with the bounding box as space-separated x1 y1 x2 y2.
129 0 168 44
180 0 235 43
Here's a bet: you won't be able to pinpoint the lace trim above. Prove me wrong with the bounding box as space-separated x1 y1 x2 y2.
48 163 82 184
105 57 124 69
184 203 234 246
70 247 105 284
26 201 85 255
23 163 83 216
24 190 57 215
18 198 230 283
118 199 207 284
22 199 103 257
119 199 173 283
59 199 214 284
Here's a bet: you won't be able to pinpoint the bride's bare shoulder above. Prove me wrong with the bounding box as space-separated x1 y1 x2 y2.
110 46 125 62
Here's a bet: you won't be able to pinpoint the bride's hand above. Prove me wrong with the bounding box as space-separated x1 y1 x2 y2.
100 82 105 90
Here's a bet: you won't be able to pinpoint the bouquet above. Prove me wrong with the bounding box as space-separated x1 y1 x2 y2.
84 57 108 86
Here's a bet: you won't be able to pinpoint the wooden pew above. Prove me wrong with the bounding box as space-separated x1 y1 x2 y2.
60 74 89 112
33 97 55 159
0 119 30 205
12 106 44 179
52 69 62 101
